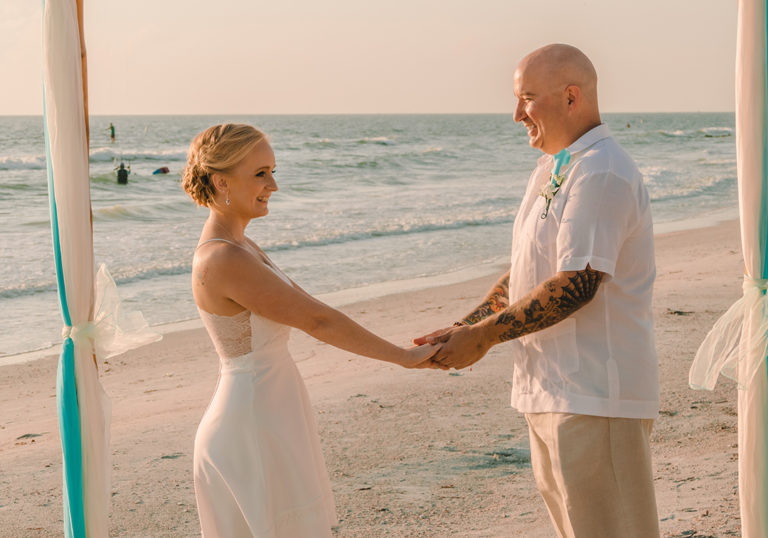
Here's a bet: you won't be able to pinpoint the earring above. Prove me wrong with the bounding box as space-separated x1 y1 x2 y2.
226 192 231 206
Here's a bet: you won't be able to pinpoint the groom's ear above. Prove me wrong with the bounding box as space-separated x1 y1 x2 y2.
565 85 580 109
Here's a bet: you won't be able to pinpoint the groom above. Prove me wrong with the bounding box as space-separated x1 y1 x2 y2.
415 44 660 537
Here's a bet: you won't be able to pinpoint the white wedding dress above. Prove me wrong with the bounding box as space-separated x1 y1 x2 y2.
193 246 337 537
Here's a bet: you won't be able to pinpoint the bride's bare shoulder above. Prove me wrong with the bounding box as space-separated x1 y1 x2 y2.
194 241 246 282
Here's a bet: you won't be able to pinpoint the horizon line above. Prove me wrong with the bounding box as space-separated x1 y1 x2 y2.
0 111 736 117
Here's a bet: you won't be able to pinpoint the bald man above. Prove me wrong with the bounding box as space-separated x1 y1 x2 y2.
415 44 660 537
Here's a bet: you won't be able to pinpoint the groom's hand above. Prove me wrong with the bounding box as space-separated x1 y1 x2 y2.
412 327 453 346
431 325 491 370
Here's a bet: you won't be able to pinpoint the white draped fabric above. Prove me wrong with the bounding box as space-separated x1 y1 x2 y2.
690 1 768 535
43 1 161 536
43 1 106 535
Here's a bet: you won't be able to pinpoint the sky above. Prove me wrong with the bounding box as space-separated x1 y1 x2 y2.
1 0 737 115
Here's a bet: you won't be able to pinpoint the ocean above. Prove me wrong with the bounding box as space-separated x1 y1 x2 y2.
0 113 737 357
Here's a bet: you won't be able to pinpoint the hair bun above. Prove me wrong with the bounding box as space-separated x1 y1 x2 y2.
181 124 266 207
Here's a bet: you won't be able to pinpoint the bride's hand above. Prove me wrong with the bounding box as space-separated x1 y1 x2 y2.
399 344 447 369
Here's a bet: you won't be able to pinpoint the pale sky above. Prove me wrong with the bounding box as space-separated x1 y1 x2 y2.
1 0 737 115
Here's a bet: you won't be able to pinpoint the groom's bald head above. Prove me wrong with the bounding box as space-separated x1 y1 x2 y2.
513 44 602 154
519 44 598 104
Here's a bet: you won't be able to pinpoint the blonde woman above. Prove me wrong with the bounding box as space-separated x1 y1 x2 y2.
181 124 440 537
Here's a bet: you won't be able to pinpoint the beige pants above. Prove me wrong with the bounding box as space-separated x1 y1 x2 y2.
525 413 659 538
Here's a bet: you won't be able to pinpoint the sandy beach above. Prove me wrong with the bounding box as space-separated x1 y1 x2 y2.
0 219 743 537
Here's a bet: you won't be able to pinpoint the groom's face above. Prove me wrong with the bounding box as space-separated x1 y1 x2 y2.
513 63 570 155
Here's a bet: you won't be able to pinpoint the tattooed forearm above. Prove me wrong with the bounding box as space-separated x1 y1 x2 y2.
461 273 510 325
492 267 602 342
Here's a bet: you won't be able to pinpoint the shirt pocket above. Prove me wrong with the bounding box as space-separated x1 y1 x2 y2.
523 317 579 380
514 201 559 294
530 197 563 277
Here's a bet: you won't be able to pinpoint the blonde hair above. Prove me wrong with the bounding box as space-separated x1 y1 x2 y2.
181 123 267 206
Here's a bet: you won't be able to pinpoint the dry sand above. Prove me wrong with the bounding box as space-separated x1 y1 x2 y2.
0 219 743 537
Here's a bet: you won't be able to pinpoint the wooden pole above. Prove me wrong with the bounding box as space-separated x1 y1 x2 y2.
75 0 97 361
76 0 88 145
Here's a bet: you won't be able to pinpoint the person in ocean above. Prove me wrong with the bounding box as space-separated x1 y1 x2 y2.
181 123 442 537
108 122 115 143
115 161 130 185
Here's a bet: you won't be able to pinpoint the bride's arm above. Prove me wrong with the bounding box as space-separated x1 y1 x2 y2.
202 246 439 368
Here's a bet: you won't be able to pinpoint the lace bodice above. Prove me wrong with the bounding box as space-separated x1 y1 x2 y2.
199 309 253 359
199 308 291 360
195 238 294 361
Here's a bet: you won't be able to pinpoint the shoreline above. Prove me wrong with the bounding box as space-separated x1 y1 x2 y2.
0 209 740 368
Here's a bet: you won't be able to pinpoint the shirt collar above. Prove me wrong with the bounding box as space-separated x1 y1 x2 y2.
566 123 611 156
535 123 611 167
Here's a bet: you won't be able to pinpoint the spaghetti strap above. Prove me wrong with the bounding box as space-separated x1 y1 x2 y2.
195 238 243 251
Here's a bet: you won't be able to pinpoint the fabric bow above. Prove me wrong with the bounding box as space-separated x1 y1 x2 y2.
690 276 768 390
61 264 161 359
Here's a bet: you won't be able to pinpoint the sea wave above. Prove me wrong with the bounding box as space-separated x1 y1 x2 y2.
658 130 688 138
0 154 46 170
697 157 737 166
638 165 676 185
261 213 514 252
93 204 163 222
303 148 454 171
304 138 338 148
357 136 395 145
89 147 188 162
649 175 736 203
0 213 514 301
304 137 436 151
699 127 733 138
0 147 189 171
658 127 734 139
0 281 58 300
0 262 193 300
92 201 192 221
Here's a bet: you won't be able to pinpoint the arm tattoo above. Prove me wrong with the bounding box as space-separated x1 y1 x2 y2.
461 275 510 325
494 267 602 343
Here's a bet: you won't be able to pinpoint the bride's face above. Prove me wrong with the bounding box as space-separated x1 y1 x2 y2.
226 139 277 219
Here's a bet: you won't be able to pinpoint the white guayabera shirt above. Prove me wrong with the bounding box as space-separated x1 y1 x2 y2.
508 124 659 419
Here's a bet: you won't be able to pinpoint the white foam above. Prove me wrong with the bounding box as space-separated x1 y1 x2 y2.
0 154 47 170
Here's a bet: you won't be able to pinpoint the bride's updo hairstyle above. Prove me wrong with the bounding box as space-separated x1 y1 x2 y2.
182 123 267 207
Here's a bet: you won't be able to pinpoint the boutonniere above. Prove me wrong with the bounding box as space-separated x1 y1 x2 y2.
539 148 571 219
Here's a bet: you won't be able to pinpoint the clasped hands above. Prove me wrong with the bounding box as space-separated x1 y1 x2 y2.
410 324 491 370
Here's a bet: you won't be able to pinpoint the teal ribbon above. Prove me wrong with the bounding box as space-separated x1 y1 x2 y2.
552 148 571 177
42 2 86 533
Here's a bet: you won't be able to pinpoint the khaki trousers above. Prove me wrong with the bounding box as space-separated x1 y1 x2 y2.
525 413 659 538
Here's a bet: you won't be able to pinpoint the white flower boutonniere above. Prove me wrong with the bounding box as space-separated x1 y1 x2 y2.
539 149 571 219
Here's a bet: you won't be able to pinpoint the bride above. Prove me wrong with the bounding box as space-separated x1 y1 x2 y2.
181 123 440 537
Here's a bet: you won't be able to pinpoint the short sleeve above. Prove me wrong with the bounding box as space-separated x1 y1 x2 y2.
556 170 636 278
